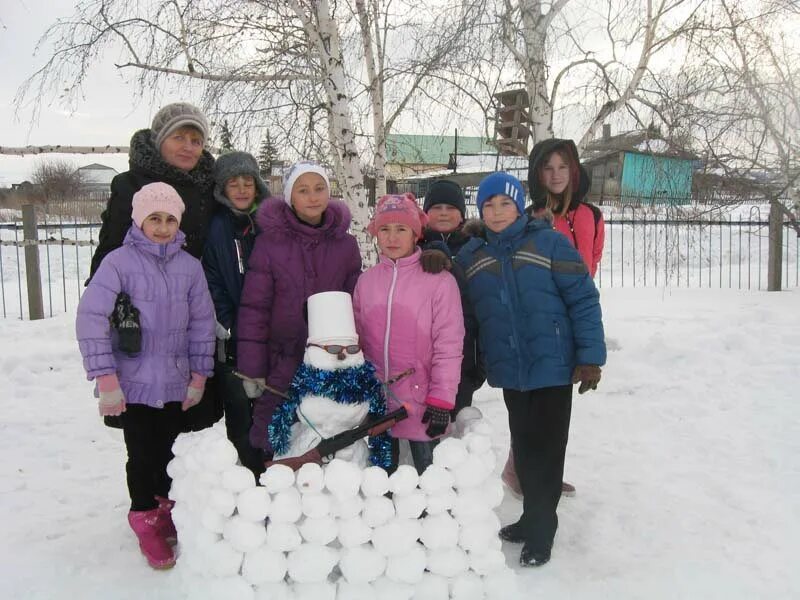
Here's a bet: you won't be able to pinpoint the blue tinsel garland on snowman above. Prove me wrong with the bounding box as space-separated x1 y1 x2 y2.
268 291 392 468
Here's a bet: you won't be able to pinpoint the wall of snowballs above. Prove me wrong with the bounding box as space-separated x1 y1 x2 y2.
167 409 519 600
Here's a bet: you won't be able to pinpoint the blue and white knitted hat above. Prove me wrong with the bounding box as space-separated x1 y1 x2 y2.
475 172 525 217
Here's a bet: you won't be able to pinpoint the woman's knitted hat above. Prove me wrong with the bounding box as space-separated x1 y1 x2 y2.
282 161 330 205
151 102 209 149
131 182 185 227
213 151 270 210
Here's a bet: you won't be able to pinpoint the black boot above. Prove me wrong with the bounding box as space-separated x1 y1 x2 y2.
498 521 525 543
520 543 551 567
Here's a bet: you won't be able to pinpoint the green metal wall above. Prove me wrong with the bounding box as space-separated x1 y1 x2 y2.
620 153 693 204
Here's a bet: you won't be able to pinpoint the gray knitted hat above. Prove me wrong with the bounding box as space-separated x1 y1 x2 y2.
213 151 270 211
151 102 209 149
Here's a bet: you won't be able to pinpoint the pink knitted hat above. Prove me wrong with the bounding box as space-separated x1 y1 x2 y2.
131 182 186 227
367 193 428 240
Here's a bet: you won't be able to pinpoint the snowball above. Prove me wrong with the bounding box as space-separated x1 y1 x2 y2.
223 515 267 553
336 581 375 600
371 577 414 600
417 464 455 494
432 438 469 469
242 546 288 585
372 517 422 556
452 505 500 528
270 488 303 523
329 493 364 519
388 465 419 495
237 487 271 521
480 478 504 509
208 487 237 517
336 516 373 548
384 544 427 584
298 515 338 545
454 406 483 437
467 420 493 437
200 506 228 533
172 431 198 457
260 464 295 492
451 488 492 519
361 495 395 527
451 571 485 600
425 489 457 515
426 546 469 577
300 492 330 519
324 458 363 498
450 458 491 490
201 437 240 471
295 463 324 493
166 456 187 480
223 465 257 493
184 525 221 553
255 583 294 600
169 478 190 502
414 573 450 600
286 545 339 583
265 522 302 552
393 490 427 519
468 549 507 576
339 544 387 583
459 520 502 553
205 539 244 577
293 581 336 600
360 466 390 497
462 431 492 455
419 513 459 549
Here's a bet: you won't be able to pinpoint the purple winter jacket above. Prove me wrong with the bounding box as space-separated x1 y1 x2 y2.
237 197 362 449
76 226 216 408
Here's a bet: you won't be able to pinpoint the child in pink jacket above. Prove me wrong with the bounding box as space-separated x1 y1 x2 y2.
353 193 464 474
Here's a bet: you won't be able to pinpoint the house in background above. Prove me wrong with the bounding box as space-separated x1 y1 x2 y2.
76 163 118 194
386 134 496 179
582 125 697 205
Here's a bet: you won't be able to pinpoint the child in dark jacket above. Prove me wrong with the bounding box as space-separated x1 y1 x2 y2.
454 172 606 568
203 151 270 475
76 182 215 570
420 179 485 416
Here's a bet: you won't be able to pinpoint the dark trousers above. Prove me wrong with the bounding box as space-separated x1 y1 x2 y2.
452 374 485 417
216 362 264 477
121 402 184 512
504 385 572 552
181 379 223 433
389 437 439 475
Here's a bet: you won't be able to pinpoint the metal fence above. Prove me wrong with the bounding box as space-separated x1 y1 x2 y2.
1 208 798 320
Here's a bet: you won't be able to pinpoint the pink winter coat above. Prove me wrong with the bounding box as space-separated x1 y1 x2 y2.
552 203 605 277
353 248 464 441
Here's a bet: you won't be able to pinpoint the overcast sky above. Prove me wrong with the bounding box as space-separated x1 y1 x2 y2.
0 0 206 187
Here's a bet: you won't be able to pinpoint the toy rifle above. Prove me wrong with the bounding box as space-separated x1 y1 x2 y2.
265 406 408 471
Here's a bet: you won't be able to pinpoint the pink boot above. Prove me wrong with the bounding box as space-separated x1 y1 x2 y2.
155 496 178 545
501 449 523 499
128 509 176 570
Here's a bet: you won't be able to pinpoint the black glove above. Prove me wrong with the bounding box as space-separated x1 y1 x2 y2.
572 365 602 394
420 249 451 274
421 405 450 438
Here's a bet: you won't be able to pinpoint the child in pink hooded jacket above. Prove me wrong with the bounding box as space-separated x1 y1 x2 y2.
353 193 464 474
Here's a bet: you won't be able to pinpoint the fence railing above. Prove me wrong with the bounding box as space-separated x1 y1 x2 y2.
1 208 798 320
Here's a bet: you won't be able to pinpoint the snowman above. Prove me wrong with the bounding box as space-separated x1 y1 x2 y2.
268 292 391 468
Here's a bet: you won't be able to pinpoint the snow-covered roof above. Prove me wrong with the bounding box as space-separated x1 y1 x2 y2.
401 153 528 181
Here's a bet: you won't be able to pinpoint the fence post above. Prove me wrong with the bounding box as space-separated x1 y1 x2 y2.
767 201 783 291
22 204 44 319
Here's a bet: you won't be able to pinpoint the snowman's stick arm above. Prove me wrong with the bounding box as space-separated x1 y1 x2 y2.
264 406 409 471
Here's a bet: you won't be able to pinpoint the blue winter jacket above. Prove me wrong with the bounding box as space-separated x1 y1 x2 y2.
202 206 259 361
454 215 606 391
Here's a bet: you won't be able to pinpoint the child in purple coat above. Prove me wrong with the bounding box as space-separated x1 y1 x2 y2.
76 182 215 570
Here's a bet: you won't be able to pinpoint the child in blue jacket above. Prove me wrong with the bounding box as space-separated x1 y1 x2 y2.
202 151 269 475
454 172 606 568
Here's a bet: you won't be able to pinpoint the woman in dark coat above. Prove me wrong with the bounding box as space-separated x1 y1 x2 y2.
89 102 218 431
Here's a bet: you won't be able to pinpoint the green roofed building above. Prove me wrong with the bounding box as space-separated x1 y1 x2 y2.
386 134 495 179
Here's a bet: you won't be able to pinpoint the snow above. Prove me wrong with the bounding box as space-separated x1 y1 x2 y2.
1 287 800 598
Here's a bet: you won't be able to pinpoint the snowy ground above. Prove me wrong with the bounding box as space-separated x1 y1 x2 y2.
1 287 799 599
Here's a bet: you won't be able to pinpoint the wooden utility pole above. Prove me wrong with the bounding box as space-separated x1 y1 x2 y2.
22 205 44 320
